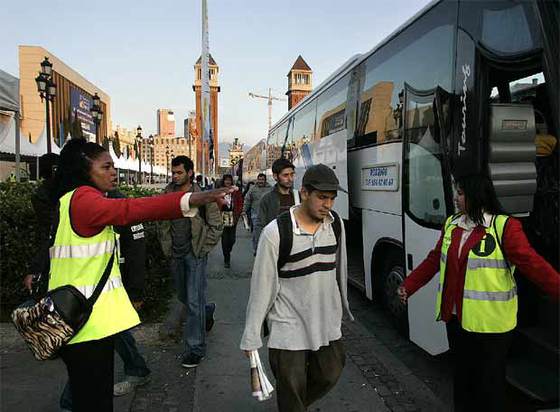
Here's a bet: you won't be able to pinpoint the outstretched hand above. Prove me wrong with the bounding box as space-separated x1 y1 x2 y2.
397 286 408 304
189 186 239 209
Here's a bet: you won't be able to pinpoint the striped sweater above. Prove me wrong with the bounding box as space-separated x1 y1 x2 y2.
240 206 354 351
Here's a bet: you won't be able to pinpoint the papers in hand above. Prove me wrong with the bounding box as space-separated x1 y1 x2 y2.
249 350 274 401
242 214 251 231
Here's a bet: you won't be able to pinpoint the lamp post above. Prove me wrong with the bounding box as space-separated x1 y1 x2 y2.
90 93 103 144
165 144 170 183
135 125 143 185
35 57 57 153
148 134 154 184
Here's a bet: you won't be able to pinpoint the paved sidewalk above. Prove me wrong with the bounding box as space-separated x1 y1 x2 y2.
1 225 440 411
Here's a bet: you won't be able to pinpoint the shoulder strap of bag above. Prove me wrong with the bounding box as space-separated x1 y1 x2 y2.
276 211 293 271
331 210 341 250
86 237 117 307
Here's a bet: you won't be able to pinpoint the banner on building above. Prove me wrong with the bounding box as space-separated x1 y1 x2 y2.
70 87 96 141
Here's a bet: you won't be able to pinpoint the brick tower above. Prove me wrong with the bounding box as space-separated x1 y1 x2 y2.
286 55 312 110
193 54 220 175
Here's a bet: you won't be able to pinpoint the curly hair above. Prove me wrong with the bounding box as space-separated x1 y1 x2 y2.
53 138 108 199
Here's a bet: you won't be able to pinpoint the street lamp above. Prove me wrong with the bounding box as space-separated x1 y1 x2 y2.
90 92 103 144
148 134 154 184
165 144 170 183
35 57 57 153
135 125 143 185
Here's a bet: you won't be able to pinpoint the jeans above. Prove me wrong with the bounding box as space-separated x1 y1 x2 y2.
250 212 259 253
172 252 211 357
221 224 237 263
60 330 150 410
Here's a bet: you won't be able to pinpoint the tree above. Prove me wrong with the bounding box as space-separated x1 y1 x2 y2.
112 131 122 157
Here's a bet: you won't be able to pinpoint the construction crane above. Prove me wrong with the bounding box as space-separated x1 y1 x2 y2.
248 88 286 131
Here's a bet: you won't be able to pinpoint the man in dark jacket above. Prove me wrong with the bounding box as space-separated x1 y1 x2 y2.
254 158 299 243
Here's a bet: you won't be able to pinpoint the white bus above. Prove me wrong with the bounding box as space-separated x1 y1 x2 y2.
265 0 558 405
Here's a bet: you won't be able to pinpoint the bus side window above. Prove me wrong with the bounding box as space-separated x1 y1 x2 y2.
315 75 350 139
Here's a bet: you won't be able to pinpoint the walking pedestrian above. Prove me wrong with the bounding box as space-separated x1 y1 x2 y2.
46 139 234 412
163 156 223 368
243 173 271 254
23 153 59 294
240 163 353 412
220 174 243 268
397 173 560 412
254 158 299 243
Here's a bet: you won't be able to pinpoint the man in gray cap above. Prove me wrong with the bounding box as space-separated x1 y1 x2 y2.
240 163 353 412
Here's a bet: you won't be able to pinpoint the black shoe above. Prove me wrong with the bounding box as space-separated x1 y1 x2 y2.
206 303 215 332
181 354 204 368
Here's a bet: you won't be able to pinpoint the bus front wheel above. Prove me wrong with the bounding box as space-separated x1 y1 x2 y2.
381 254 409 338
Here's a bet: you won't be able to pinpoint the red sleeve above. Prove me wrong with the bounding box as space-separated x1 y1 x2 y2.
71 186 185 237
402 230 444 296
502 218 560 299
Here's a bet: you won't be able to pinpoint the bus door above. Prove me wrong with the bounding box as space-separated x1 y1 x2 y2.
402 85 453 355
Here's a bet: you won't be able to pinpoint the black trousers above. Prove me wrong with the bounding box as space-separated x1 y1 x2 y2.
221 224 237 262
60 335 115 412
269 340 345 412
446 317 513 412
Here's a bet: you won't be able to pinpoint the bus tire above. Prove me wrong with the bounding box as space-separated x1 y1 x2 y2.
381 252 409 338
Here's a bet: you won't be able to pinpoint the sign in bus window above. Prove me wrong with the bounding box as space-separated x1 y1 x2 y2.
361 163 399 191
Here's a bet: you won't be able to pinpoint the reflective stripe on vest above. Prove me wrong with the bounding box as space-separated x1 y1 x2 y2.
50 240 115 259
435 214 518 333
48 189 140 344
74 276 124 299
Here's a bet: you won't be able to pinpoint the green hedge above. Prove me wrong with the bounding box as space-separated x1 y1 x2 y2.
0 183 171 322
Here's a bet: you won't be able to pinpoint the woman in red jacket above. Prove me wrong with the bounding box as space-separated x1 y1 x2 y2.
398 174 559 412
220 174 243 268
47 138 235 412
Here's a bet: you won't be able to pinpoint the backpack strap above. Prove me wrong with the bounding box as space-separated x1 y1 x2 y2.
276 211 293 272
276 209 342 272
492 214 512 272
331 210 342 250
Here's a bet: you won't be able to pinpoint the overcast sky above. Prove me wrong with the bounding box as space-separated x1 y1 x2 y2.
1 0 430 147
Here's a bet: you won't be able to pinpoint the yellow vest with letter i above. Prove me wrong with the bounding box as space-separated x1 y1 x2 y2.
436 214 517 333
48 189 140 344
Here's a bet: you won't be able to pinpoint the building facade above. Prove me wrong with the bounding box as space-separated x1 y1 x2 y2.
19 46 111 147
286 55 312 110
157 109 175 137
193 54 219 175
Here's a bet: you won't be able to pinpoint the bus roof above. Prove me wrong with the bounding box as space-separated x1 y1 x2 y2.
269 0 442 134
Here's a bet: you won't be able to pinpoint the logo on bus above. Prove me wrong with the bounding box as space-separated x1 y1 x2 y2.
458 64 471 156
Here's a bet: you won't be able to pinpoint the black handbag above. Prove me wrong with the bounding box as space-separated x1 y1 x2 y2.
11 246 116 361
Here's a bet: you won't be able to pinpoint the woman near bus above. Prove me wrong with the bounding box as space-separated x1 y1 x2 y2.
397 173 559 412
49 138 234 412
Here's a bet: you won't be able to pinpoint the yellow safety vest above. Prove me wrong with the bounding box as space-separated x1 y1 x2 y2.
436 214 517 333
48 189 140 344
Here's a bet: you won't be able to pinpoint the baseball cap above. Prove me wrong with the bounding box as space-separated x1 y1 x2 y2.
302 164 344 192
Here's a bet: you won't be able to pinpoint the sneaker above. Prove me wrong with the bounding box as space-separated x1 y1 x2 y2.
206 303 216 332
113 374 151 397
181 354 204 368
